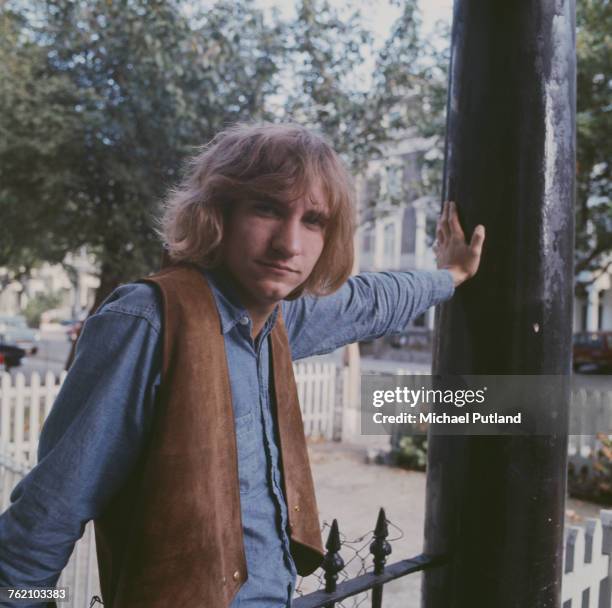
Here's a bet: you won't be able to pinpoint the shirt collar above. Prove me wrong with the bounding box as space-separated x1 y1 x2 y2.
202 268 280 335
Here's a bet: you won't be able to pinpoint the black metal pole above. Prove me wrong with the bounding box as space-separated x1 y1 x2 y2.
422 1 575 607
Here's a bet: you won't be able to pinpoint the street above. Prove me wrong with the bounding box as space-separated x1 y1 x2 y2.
360 356 612 392
6 331 71 379
6 344 612 393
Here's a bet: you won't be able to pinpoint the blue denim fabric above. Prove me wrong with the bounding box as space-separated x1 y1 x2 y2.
0 268 454 607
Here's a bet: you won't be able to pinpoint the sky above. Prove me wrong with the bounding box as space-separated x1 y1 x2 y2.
357 0 453 47
186 0 455 109
251 0 454 96
256 0 454 47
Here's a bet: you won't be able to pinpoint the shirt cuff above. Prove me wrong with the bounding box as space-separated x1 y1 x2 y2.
432 269 455 304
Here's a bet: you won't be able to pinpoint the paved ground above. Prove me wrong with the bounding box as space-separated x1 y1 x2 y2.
302 439 611 608
49 437 612 608
302 441 427 607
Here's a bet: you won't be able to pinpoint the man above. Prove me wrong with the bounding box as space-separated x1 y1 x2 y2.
0 123 484 607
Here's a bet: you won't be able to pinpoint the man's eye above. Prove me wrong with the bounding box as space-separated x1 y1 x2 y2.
253 203 280 216
304 214 327 229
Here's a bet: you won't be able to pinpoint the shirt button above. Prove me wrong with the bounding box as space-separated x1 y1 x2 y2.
233 570 241 581
239 316 249 326
293 505 300 512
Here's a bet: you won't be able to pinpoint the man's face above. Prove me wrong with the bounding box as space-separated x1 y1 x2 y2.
221 183 329 310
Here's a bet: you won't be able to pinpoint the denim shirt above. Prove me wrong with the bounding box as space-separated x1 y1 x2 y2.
0 269 454 607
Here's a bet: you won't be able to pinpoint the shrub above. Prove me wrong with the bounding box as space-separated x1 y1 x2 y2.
23 292 63 328
394 435 428 471
568 433 612 505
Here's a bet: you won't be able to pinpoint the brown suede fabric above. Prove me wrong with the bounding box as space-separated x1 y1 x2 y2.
93 264 324 607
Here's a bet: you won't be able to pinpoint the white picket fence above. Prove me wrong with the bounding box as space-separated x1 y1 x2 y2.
0 371 67 467
294 361 339 439
0 363 339 466
563 511 612 607
0 364 340 606
0 444 102 606
0 374 85 599
2 370 612 607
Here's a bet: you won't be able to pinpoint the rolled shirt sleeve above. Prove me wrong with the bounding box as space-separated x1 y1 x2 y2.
0 284 162 599
283 269 455 360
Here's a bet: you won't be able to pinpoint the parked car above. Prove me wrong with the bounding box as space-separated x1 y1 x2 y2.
0 340 26 370
0 315 40 355
573 331 612 371
388 327 432 350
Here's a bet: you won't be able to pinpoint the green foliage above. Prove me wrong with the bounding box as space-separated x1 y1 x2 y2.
575 0 612 283
281 0 382 171
0 0 285 301
22 291 63 328
568 434 612 505
279 0 447 223
378 0 612 281
394 435 428 471
1 0 435 302
10 0 606 303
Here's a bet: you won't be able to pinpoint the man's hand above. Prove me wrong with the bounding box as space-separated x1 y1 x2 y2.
434 201 485 288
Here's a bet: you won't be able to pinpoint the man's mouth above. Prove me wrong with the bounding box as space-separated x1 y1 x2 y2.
258 261 299 274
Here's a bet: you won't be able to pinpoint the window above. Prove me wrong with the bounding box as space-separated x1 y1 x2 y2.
386 165 402 199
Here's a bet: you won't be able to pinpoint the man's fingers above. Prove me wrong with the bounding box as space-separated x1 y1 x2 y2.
448 201 465 239
470 224 486 255
439 201 450 239
436 219 446 244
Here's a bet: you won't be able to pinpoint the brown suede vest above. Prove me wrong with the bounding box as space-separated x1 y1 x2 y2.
93 265 324 607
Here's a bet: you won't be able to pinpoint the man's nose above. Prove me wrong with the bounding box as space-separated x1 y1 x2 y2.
271 218 301 257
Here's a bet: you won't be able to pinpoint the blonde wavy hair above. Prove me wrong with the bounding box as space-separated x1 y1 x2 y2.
159 122 356 297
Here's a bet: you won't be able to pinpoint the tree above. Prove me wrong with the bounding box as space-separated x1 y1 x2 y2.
0 0 285 306
281 0 441 224
1 0 454 304
368 5 450 222
371 0 612 279
280 0 381 172
574 0 612 284
0 6 84 275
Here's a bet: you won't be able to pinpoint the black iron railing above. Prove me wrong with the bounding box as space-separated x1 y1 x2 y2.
87 508 446 608
293 508 447 608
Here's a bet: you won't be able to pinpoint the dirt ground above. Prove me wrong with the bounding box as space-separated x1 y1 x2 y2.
300 439 610 608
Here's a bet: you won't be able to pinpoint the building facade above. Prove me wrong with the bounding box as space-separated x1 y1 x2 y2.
357 137 612 334
0 248 99 322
